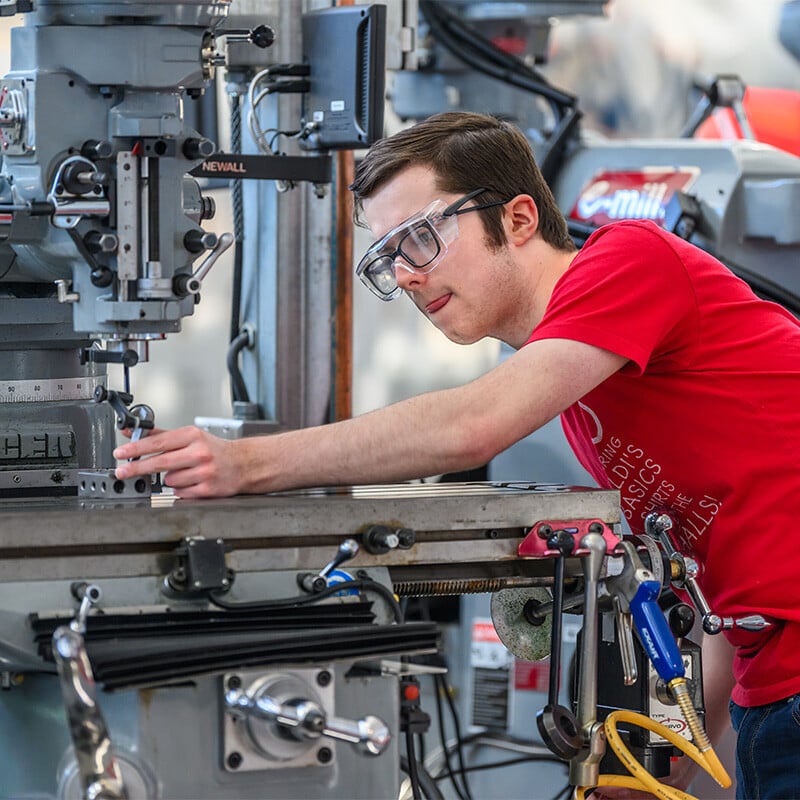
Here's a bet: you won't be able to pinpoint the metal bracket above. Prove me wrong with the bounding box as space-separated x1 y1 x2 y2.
164 536 232 596
519 519 621 558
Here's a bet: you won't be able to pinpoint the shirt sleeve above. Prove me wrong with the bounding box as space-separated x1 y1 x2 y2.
526 221 700 376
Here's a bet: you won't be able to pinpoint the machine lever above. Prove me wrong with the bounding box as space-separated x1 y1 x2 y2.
52 585 128 800
174 231 234 296
536 530 583 761
569 531 608 788
298 539 360 593
645 513 773 636
319 538 360 579
222 24 275 49
612 594 638 686
128 404 155 449
225 688 390 756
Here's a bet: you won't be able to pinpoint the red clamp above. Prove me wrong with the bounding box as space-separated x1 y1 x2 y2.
518 519 621 558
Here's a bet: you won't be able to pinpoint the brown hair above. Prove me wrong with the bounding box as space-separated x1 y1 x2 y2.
350 111 575 252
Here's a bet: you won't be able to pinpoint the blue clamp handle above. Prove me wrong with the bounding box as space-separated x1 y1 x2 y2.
629 580 685 682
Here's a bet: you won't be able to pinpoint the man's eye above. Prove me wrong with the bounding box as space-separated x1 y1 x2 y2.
412 226 435 248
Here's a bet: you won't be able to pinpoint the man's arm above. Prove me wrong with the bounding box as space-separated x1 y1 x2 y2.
113 338 626 498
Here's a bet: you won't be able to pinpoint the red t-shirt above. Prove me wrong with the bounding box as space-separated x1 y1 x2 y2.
526 219 800 707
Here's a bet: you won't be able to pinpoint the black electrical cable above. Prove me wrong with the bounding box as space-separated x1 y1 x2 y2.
229 91 244 345
207 577 404 624
418 0 581 182
551 780 574 800
538 105 583 185
431 673 469 800
434 753 566 778
405 728 424 800
418 1 576 113
400 756 446 800
228 90 248 404
429 733 569 794
437 672 474 800
226 330 250 403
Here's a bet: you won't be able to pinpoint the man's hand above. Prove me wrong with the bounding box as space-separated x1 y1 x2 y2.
113 426 242 498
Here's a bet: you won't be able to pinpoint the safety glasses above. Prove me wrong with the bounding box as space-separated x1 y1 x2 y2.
356 188 509 300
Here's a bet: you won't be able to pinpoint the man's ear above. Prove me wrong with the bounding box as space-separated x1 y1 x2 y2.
504 194 539 245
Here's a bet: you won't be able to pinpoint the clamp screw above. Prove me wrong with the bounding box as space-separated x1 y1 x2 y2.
316 669 332 687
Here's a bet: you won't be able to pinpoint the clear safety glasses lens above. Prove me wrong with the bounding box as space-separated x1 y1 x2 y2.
356 201 457 301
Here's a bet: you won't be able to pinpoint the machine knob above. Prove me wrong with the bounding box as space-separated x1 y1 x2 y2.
81 139 113 159
223 24 276 49
251 24 276 48
183 229 218 254
183 137 215 160
668 603 696 638
84 230 118 254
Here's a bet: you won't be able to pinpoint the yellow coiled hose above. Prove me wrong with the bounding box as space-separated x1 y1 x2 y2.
575 678 732 800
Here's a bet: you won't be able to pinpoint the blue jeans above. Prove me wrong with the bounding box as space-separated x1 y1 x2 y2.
730 695 800 799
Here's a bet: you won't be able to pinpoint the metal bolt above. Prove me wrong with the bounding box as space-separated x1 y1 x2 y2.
537 524 553 539
316 669 332 687
589 522 604 535
317 747 333 764
227 675 242 691
226 751 243 770
12 475 20 484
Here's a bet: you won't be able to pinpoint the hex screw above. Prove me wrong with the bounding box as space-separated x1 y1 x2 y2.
227 675 242 691
316 669 332 687
227 751 243 770
317 747 333 764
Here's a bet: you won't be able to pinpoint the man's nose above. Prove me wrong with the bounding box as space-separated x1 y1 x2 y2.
394 259 427 292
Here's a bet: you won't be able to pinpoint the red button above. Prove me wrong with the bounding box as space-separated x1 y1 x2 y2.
404 684 420 702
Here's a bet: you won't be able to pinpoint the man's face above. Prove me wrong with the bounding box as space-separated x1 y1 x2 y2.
361 166 515 345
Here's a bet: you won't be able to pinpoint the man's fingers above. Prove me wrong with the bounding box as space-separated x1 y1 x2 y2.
114 426 194 461
119 425 166 441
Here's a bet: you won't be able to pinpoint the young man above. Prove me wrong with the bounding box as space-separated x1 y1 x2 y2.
115 112 800 799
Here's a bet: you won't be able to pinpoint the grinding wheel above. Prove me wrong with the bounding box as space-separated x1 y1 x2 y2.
489 587 553 661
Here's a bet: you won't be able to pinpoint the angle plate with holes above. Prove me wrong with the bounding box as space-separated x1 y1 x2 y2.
78 469 155 500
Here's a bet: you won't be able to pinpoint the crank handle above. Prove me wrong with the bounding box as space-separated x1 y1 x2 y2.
645 513 774 637
52 584 127 800
225 689 390 756
298 538 359 593
322 714 391 756
702 613 774 635
174 231 234 296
